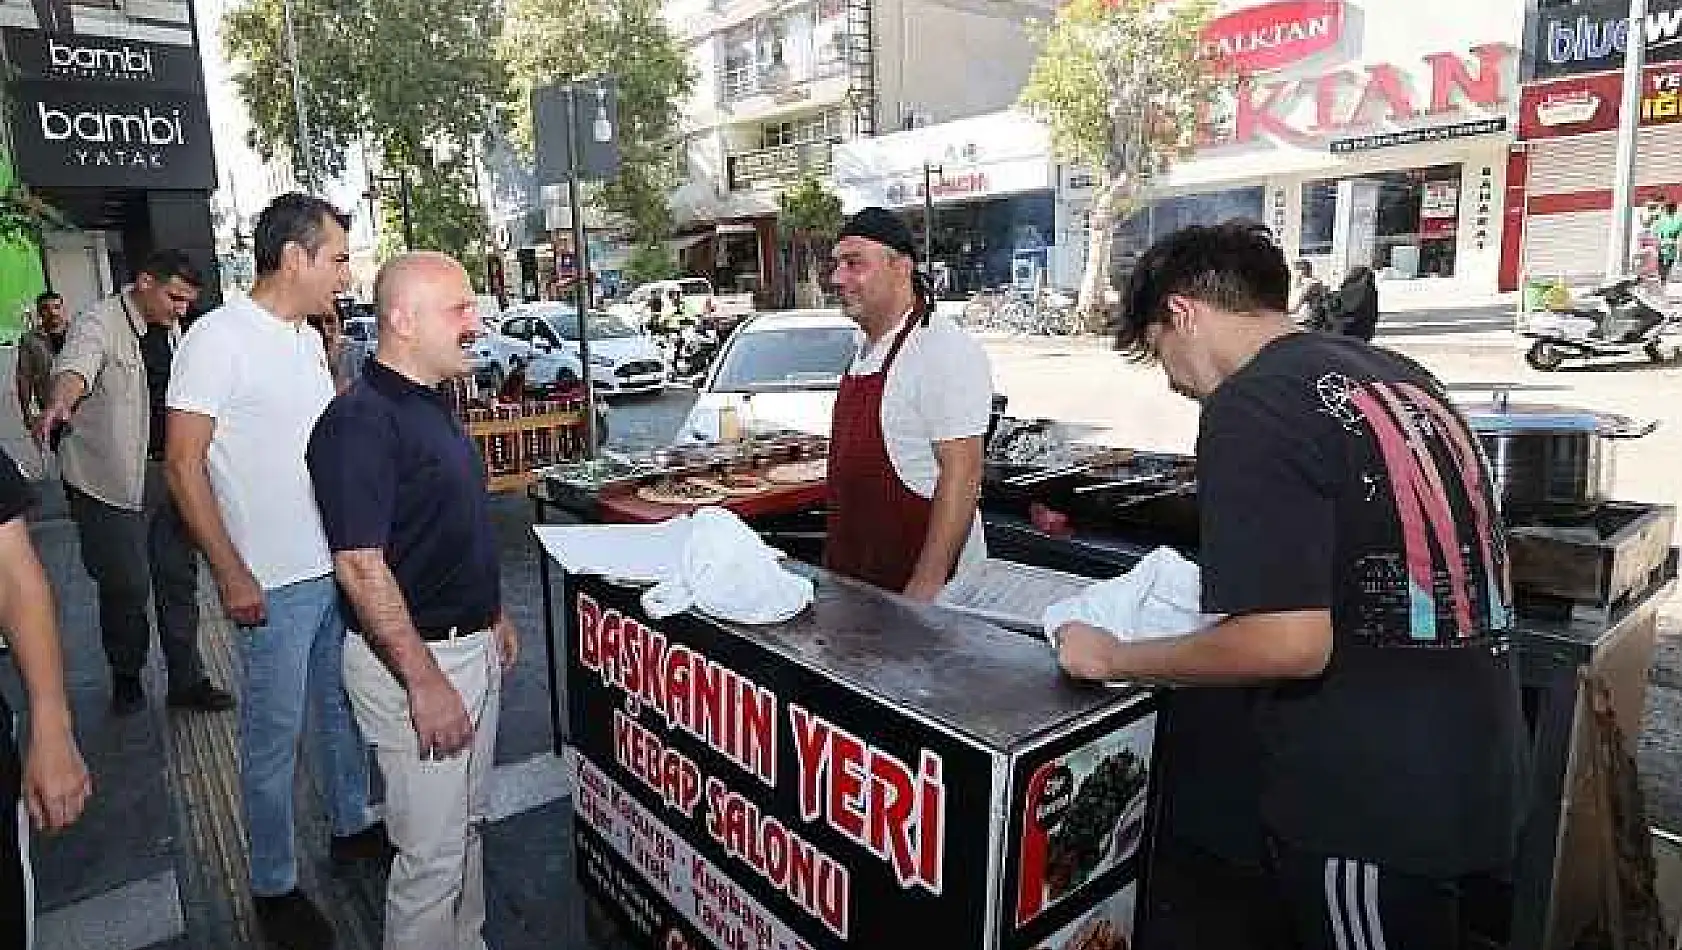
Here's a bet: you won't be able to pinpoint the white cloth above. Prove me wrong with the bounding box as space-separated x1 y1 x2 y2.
532 520 693 583
848 309 993 573
166 296 337 589
343 630 497 950
1041 547 1222 646
641 507 813 625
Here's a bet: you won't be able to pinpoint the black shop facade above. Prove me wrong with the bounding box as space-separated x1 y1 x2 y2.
2 15 220 318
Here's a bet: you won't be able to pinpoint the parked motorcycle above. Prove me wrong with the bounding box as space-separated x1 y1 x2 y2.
662 322 721 385
1521 277 1682 371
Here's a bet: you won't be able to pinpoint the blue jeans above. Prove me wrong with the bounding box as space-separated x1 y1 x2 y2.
237 575 374 896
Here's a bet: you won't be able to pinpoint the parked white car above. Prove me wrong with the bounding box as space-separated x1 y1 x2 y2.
676 310 862 444
609 277 754 332
470 304 667 397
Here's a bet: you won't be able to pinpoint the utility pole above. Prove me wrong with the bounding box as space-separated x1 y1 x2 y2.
1607 0 1649 280
564 86 599 457
281 0 315 191
922 161 941 272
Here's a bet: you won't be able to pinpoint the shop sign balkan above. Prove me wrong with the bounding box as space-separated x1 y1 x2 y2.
1 28 215 190
1192 1 1514 152
1529 0 1682 81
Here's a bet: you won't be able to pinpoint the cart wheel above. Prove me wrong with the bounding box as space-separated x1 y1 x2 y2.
1526 341 1566 372
1647 342 1669 364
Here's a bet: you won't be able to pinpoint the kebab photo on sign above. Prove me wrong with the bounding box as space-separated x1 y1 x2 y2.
1016 716 1155 925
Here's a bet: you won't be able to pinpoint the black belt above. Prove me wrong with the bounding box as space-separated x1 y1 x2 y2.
352 614 496 643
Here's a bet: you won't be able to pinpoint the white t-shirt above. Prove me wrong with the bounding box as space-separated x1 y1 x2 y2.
848 310 993 572
167 296 337 589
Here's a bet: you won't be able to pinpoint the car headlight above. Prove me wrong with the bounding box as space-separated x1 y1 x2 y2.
589 354 614 367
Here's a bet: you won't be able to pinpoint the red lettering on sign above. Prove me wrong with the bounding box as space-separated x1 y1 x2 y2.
1350 63 1415 123
1424 43 1508 114
576 593 602 670
1314 70 1354 131
1235 79 1308 144
704 776 852 939
790 704 831 823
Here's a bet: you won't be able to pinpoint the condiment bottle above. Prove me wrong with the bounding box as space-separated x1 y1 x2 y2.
719 403 742 443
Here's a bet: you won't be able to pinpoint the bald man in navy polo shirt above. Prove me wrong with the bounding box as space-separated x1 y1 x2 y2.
307 252 517 950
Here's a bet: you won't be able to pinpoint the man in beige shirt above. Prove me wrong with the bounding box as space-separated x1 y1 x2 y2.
34 251 234 716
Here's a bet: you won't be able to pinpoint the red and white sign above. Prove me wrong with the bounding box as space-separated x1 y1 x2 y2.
1518 63 1682 140
1202 0 1345 75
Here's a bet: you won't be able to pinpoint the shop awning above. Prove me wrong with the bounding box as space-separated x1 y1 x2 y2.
715 223 758 235
665 233 710 252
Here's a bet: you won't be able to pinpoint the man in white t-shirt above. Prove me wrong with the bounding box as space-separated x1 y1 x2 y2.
823 206 993 601
164 194 381 950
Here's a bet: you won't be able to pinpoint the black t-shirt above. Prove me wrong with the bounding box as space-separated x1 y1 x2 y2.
1195 332 1528 877
140 325 173 458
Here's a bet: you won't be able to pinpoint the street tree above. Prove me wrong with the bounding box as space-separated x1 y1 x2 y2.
498 0 694 246
222 0 506 263
778 175 843 308
1020 0 1222 325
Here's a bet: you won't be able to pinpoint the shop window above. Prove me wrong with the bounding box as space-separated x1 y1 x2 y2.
1149 187 1265 241
1299 181 1337 256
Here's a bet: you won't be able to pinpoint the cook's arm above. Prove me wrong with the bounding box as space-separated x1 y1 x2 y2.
1055 609 1333 685
904 434 984 601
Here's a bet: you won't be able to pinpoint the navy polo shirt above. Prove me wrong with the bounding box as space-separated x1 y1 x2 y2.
307 359 500 635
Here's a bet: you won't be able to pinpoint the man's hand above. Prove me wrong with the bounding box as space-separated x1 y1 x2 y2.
902 574 946 604
494 615 519 674
408 666 473 759
214 566 267 627
23 721 91 833
31 400 73 450
1056 621 1123 682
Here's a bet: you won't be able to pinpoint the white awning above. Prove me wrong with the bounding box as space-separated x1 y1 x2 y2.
666 233 710 252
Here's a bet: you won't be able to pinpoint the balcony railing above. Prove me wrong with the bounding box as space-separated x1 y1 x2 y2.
726 140 837 191
718 59 847 104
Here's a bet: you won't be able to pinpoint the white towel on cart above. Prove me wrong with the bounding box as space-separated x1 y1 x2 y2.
1042 546 1222 646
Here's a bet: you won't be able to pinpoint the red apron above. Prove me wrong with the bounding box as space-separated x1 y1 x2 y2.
824 315 932 591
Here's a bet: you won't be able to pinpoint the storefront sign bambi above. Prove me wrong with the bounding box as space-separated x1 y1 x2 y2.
566 581 994 949
1201 0 1344 75
1218 43 1514 147
2 28 214 189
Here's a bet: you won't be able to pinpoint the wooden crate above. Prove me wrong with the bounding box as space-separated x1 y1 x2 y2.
467 409 586 493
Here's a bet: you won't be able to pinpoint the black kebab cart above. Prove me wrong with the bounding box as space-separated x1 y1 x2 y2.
531 393 1677 950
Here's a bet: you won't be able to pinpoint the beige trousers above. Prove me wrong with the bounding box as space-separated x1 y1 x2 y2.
343 630 500 950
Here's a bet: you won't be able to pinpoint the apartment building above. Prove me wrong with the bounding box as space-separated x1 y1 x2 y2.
663 0 1053 307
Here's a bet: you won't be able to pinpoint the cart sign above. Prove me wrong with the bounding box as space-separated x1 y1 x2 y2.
1201 0 1344 75
566 580 995 948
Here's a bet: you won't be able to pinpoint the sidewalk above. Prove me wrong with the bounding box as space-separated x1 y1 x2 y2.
1 481 590 949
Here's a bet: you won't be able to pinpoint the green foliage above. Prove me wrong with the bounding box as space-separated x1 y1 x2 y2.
778 174 843 238
374 158 487 280
623 242 680 285
499 0 694 246
0 184 69 246
222 0 506 259
1019 0 1221 181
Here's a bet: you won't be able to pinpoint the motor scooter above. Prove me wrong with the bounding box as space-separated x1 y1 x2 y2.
1521 276 1682 371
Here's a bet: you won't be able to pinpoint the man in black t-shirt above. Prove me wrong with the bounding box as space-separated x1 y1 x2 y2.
0 449 93 948
1055 222 1528 949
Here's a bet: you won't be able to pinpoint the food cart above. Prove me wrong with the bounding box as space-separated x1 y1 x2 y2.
533 408 1678 949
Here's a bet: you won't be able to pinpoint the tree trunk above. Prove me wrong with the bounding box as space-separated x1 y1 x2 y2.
803 235 825 307
1077 181 1127 331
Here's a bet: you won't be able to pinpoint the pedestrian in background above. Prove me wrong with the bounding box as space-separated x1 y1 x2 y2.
309 252 516 950
164 194 384 950
1288 260 1330 332
1658 200 1682 286
16 292 67 430
1329 265 1380 342
0 446 93 949
32 252 234 717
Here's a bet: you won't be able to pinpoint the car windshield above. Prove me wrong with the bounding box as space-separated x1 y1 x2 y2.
712 326 860 392
528 309 639 341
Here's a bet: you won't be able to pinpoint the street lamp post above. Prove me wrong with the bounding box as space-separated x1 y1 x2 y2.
365 171 415 251
922 161 941 274
281 0 315 190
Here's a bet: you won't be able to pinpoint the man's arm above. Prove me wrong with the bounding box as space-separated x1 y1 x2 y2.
333 550 473 757
1055 610 1333 686
903 434 983 601
164 409 266 625
0 517 91 832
